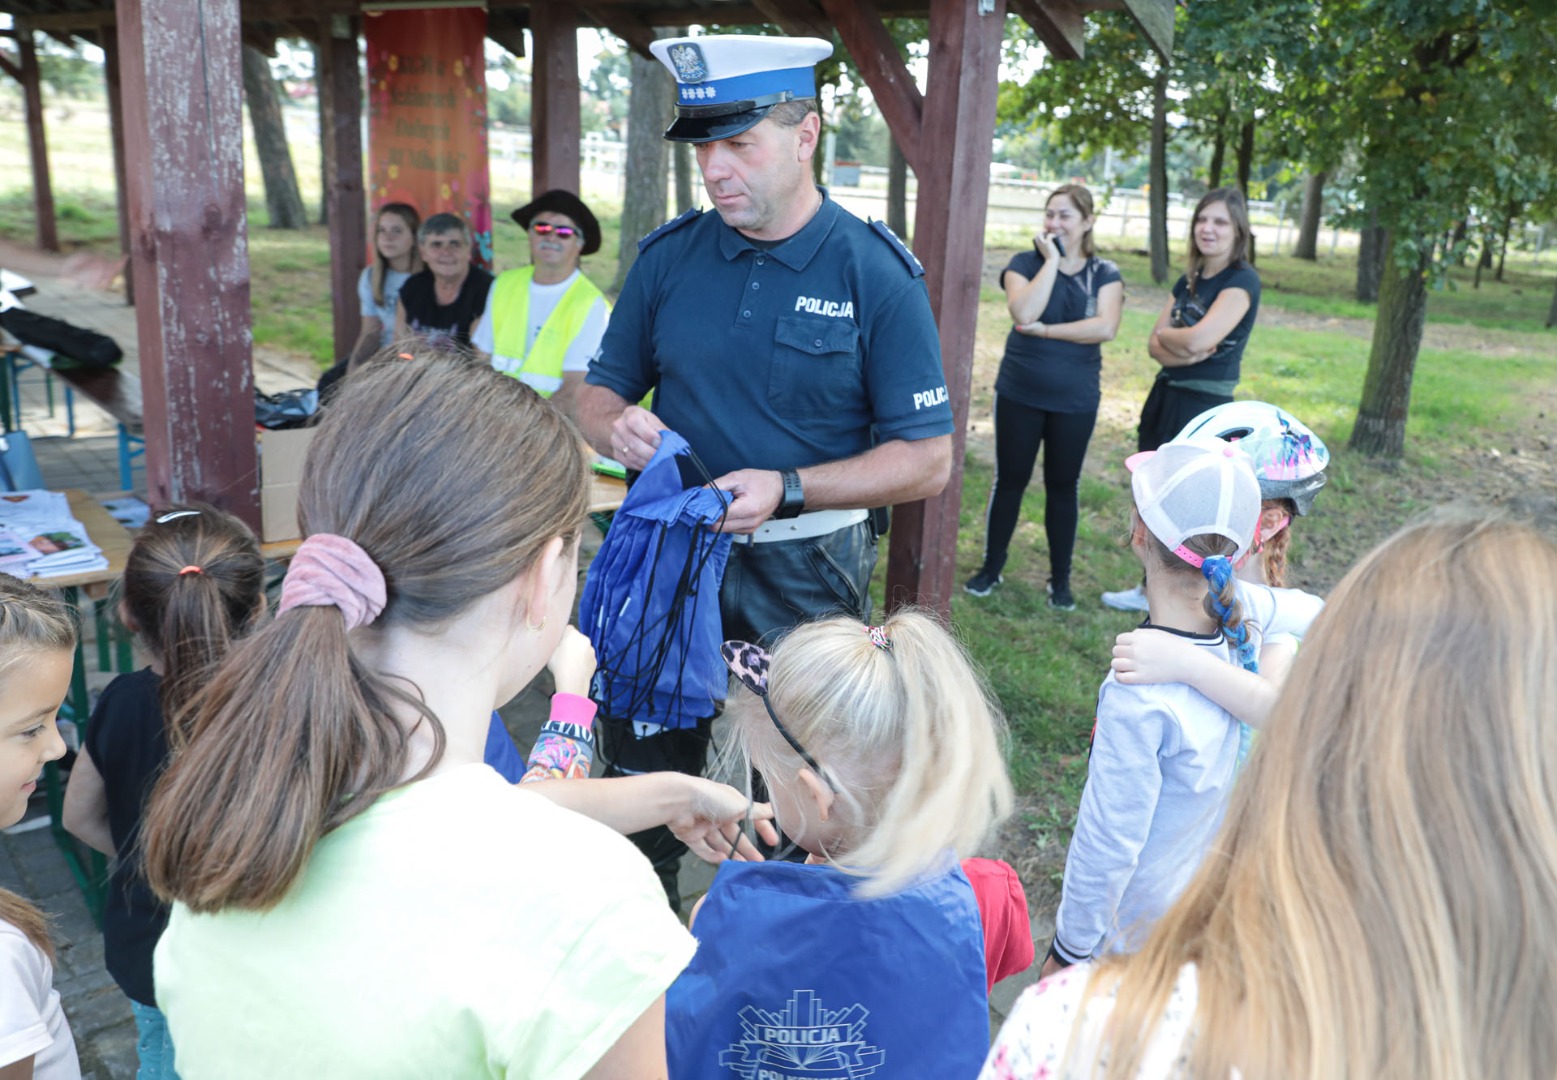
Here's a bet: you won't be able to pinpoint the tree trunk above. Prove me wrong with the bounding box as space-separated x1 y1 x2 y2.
613 40 674 293
1356 209 1385 303
887 134 909 242
1448 216 1467 264
1496 208 1515 282
1148 68 1170 285
1478 241 1494 269
241 45 308 229
1235 118 1255 196
1350 234 1429 458
1207 110 1227 189
1292 169 1326 260
1547 273 1557 329
674 141 695 214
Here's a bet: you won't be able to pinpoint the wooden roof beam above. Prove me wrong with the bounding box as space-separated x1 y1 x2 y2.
818 0 923 169
750 0 830 40
1010 0 1083 60
1117 0 1173 60
0 51 20 83
486 12 528 59
578 3 658 59
10 8 114 31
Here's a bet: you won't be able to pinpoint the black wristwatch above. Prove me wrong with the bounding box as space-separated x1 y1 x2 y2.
774 468 805 519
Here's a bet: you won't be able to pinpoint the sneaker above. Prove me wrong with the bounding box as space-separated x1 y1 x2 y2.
1046 581 1076 611
1101 583 1150 612
964 568 1003 597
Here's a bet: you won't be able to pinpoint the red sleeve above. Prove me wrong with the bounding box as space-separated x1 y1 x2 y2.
962 857 1035 991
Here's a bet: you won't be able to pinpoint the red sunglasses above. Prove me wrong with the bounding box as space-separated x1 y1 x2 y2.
530 222 579 238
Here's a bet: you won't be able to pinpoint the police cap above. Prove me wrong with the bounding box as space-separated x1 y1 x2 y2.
649 35 833 144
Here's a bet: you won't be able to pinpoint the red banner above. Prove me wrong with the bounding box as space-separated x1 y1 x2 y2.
364 9 493 267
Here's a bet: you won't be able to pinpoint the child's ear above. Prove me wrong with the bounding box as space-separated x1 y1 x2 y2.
1259 504 1290 538
117 598 141 634
796 767 835 823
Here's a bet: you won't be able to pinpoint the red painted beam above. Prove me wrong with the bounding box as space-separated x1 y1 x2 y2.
116 0 259 530
17 31 59 253
885 0 1006 619
101 31 134 305
530 1 581 198
818 0 924 171
320 15 365 362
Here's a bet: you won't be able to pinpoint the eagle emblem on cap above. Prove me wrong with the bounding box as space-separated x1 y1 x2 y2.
668 42 709 83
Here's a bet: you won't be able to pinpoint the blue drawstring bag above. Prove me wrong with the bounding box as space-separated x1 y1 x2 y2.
667 859 990 1078
580 430 732 731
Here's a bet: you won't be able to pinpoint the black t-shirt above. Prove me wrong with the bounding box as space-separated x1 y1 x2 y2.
82 668 169 1006
399 266 494 349
1164 261 1261 385
994 250 1122 414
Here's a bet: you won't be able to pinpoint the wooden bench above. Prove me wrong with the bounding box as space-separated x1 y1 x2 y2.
53 365 145 491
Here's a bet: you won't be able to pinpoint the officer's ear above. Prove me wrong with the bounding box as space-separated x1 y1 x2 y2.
794 110 822 164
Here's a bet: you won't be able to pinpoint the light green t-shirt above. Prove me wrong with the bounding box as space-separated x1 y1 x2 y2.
154 764 695 1079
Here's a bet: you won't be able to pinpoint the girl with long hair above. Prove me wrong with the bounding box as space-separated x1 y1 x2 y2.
987 516 1557 1079
317 203 423 399
966 184 1125 610
141 354 751 1078
63 504 266 1080
0 575 81 1079
669 609 1021 1078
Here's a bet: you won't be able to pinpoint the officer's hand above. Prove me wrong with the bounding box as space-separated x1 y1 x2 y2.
708 469 783 534
610 406 667 471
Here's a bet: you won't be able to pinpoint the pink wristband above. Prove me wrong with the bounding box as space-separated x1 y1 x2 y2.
549 692 597 731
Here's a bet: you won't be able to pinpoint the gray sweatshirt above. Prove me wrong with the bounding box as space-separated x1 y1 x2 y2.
1052 582 1323 963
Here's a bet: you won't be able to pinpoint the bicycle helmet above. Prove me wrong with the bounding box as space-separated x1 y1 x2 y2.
1176 401 1329 515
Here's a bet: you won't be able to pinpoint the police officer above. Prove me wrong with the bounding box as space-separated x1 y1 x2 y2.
577 34 954 905
471 189 608 420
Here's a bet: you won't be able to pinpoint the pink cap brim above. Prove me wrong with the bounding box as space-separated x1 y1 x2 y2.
1124 450 1155 473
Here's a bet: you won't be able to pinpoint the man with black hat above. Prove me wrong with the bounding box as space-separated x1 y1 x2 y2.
577 34 954 906
472 189 607 419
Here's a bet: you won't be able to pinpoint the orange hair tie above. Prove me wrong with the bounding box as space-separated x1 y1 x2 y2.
178 565 203 576
397 352 415 361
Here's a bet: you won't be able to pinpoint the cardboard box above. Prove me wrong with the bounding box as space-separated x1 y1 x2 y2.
258 427 316 543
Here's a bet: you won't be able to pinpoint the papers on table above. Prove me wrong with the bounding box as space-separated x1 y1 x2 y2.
0 489 109 579
101 495 150 530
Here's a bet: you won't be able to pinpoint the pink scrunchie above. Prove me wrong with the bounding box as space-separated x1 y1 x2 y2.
277 534 387 631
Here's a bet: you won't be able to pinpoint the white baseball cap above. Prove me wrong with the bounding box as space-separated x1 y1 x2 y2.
1126 439 1262 567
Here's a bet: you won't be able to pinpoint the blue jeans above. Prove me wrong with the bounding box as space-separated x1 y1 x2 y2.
130 1001 181 1080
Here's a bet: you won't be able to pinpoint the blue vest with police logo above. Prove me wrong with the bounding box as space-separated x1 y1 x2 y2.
667 859 989 1079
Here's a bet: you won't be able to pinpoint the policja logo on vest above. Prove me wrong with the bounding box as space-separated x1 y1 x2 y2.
718 989 885 1079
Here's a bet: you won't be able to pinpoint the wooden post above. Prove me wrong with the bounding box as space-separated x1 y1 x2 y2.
116 0 258 528
101 32 134 304
530 1 580 197
17 28 59 253
319 15 364 362
884 0 1006 617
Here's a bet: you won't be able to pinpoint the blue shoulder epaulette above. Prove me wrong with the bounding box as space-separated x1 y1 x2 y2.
638 208 703 252
869 219 924 277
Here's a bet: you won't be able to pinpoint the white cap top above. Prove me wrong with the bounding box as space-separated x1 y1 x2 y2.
1130 438 1263 567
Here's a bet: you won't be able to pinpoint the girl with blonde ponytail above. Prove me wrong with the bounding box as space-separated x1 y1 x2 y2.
1042 440 1321 979
666 608 1021 1078
986 516 1557 1080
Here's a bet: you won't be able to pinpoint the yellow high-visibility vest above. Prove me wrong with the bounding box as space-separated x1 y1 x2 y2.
489 267 607 397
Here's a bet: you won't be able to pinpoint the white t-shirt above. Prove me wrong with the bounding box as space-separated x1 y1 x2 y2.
0 920 81 1079
471 269 609 394
981 962 1202 1079
356 266 412 349
155 765 695 1079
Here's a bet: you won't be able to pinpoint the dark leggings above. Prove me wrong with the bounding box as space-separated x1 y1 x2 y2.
980 395 1097 582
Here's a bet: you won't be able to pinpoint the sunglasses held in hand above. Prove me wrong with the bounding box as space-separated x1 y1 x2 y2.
531 222 579 238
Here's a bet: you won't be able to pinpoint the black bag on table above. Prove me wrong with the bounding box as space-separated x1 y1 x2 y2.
0 308 123 370
254 387 319 430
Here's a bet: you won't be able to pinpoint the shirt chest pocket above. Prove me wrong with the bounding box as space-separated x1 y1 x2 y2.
769 316 863 419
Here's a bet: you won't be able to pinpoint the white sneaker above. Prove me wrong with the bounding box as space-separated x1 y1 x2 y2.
1101 583 1150 612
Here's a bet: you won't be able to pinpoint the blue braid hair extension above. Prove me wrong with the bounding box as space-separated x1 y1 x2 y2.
1202 554 1259 768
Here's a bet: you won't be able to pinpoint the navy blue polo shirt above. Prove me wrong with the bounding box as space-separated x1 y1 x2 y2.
587 192 953 480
